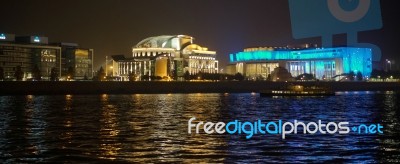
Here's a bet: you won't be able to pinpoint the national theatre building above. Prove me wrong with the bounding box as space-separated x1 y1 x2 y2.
112 35 218 81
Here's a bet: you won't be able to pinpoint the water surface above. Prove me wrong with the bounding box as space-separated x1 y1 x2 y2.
0 92 399 163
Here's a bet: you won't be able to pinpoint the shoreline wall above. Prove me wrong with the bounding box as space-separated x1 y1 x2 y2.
1 81 400 95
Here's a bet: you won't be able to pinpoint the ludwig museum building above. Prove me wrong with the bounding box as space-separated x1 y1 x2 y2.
113 35 218 80
227 46 372 81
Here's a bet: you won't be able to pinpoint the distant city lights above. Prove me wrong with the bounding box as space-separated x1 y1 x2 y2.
0 33 6 40
33 36 40 43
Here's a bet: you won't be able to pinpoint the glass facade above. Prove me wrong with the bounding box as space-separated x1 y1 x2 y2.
287 60 336 79
244 63 278 80
75 49 93 78
0 43 61 80
63 48 94 79
37 49 59 78
229 47 372 79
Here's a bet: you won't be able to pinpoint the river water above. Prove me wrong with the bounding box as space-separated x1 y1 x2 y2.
0 92 399 163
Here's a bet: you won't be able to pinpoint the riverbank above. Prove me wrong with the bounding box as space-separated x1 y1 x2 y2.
0 81 400 95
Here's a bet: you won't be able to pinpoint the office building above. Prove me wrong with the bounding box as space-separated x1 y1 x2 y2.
0 33 61 80
58 43 94 80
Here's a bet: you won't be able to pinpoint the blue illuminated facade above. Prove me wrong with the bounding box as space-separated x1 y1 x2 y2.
0 33 5 40
229 47 372 80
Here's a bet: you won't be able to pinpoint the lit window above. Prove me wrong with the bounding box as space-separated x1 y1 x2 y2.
33 36 40 43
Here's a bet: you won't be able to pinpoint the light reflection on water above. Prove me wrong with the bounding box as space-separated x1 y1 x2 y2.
0 92 399 163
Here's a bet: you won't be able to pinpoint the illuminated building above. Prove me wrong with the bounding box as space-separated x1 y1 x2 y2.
113 35 218 81
110 55 134 80
228 46 372 80
0 33 61 80
1 33 94 81
58 43 94 80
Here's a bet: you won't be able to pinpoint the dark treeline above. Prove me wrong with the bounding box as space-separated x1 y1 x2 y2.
137 71 246 81
371 69 400 79
183 71 245 81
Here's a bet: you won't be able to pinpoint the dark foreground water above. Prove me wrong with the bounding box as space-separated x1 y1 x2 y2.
0 92 399 163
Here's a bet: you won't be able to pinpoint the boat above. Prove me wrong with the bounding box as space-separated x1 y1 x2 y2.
260 84 335 97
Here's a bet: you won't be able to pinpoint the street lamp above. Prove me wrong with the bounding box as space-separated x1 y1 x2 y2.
386 59 392 71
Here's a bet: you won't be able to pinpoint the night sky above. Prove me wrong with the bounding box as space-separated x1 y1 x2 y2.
1 0 399 70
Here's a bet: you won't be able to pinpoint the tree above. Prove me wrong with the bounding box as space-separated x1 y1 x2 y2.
295 73 315 81
83 73 88 80
348 71 355 81
197 71 203 80
371 69 386 79
0 66 4 81
128 72 135 81
67 66 74 80
184 70 190 81
97 66 106 81
155 76 162 80
50 67 59 81
234 72 244 81
356 72 363 81
32 64 42 81
266 74 272 81
14 66 24 81
141 74 150 81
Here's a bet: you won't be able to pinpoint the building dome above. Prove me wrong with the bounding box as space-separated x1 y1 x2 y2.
134 35 193 49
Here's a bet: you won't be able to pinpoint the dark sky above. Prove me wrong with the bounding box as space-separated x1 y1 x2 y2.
1 0 399 69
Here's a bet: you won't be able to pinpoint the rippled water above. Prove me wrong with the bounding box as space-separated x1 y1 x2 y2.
0 92 399 163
